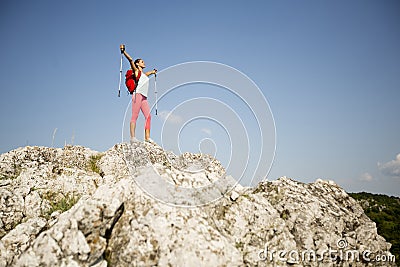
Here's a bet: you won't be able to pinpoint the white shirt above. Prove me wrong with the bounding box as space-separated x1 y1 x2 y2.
135 71 149 97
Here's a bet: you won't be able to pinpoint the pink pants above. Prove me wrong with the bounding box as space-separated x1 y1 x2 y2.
131 93 151 130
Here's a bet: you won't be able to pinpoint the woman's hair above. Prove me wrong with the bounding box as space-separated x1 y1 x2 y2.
134 58 142 68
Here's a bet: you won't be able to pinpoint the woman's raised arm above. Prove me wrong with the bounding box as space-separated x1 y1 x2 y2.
120 44 138 73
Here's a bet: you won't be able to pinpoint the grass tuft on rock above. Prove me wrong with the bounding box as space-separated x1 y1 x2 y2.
88 154 103 174
43 192 80 218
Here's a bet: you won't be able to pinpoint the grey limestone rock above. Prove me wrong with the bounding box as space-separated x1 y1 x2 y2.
0 142 396 266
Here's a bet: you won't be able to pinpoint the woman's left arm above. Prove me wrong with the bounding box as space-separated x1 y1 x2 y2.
145 69 157 77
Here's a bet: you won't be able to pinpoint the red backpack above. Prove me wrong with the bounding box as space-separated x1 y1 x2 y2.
125 70 141 94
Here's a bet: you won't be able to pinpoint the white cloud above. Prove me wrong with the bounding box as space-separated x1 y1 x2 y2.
201 128 212 135
378 153 400 178
158 110 183 124
359 172 373 182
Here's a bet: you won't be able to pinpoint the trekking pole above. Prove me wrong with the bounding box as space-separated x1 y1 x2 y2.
118 52 123 97
154 70 158 115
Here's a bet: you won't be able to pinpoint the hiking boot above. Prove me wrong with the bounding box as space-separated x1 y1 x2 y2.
144 138 155 144
130 137 139 145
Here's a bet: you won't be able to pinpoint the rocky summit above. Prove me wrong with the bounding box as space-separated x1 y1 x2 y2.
0 142 396 266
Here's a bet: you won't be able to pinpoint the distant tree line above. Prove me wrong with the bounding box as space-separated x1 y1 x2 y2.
349 192 400 262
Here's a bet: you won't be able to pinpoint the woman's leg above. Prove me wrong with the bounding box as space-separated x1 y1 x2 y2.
130 93 143 139
141 97 151 140
130 122 136 139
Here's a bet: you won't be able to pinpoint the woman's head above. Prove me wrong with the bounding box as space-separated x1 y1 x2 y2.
134 59 146 69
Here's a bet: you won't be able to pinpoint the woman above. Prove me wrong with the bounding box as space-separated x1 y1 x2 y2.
120 44 157 143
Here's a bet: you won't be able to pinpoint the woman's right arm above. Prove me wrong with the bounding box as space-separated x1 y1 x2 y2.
120 44 138 72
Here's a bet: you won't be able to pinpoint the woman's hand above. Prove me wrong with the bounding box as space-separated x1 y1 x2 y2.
120 44 125 53
152 69 157 75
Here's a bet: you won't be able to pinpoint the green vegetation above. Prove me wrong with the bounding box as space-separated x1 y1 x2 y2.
1 154 23 180
43 192 80 218
349 192 400 262
235 241 244 250
2 166 22 180
11 154 22 178
88 154 103 174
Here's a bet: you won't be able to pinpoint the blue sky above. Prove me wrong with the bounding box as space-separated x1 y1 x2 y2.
1 0 399 196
